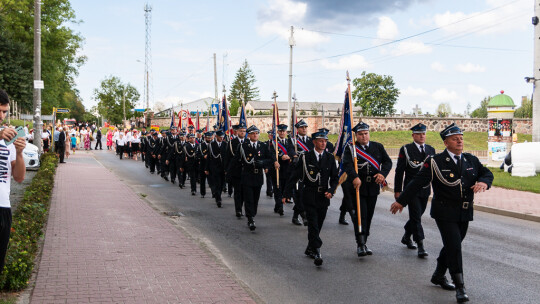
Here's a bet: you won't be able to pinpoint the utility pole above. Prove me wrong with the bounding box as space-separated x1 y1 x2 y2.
144 3 152 111
122 89 126 122
32 0 43 153
213 53 218 125
533 0 540 142
287 26 295 128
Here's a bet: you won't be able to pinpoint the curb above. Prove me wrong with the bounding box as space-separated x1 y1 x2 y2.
474 204 540 223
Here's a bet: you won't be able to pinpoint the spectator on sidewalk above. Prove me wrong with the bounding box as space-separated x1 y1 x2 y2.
117 132 126 160
70 134 77 154
95 127 102 150
0 89 26 275
57 127 66 163
53 126 60 152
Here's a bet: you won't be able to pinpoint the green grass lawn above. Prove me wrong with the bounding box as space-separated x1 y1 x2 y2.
259 131 532 151
491 169 540 193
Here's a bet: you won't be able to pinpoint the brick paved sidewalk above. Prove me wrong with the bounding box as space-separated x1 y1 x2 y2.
30 153 256 304
386 169 540 219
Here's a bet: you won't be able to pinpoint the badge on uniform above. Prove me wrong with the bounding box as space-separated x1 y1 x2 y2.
450 173 454 177
249 153 252 156
310 170 314 175
258 151 261 156
446 157 450 162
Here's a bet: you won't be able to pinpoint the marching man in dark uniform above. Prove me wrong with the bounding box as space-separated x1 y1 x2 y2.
158 130 169 180
205 130 226 207
342 122 392 257
181 133 199 195
391 123 493 303
290 119 313 226
231 125 272 231
269 124 296 216
283 130 339 266
165 127 180 184
197 131 213 198
148 131 160 174
394 123 436 257
265 130 274 198
225 123 247 218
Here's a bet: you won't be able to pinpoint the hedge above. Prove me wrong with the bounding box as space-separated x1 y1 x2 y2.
0 153 58 290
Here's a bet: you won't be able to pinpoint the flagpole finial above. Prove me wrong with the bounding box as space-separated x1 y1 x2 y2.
346 71 350 83
292 93 297 102
272 91 278 100
222 85 226 94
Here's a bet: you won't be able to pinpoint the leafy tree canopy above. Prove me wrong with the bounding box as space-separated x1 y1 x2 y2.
470 96 490 118
229 60 259 102
94 76 140 125
352 71 399 116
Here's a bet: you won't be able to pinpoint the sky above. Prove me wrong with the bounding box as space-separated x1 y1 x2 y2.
70 0 533 115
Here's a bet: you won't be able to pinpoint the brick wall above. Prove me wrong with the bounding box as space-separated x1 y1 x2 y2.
150 116 533 135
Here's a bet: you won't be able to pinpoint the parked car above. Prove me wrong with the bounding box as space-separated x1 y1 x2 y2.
23 142 40 170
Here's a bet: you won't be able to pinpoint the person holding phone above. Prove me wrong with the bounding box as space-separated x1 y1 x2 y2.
0 89 26 275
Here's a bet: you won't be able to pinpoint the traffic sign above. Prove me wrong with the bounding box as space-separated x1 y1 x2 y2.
56 108 70 113
211 104 219 116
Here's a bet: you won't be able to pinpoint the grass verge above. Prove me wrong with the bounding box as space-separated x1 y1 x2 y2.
0 153 58 290
490 169 540 194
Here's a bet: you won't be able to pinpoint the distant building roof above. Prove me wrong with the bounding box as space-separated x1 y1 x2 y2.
246 100 358 112
488 91 515 107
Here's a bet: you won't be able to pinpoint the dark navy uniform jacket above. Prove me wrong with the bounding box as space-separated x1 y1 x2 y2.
284 150 339 208
167 139 184 162
342 141 392 197
181 142 199 171
197 140 211 171
295 135 314 154
394 142 436 197
205 141 227 173
229 141 272 187
397 150 494 222
269 137 296 176
224 137 246 179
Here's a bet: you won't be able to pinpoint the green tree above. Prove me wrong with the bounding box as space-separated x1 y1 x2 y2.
0 0 86 113
229 98 240 116
436 103 452 117
229 60 259 102
352 71 399 116
94 76 140 125
514 97 532 118
471 96 490 118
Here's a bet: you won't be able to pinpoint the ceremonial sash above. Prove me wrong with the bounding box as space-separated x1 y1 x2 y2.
297 138 309 152
277 142 288 155
355 145 388 187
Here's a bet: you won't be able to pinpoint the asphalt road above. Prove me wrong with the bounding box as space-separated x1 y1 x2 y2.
92 149 540 304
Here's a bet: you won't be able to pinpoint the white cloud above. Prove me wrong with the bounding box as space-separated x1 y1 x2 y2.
321 54 372 70
326 82 348 94
402 86 429 97
432 88 460 102
455 63 486 73
431 62 446 72
391 41 432 56
468 84 488 96
377 16 399 40
432 0 529 36
257 0 329 47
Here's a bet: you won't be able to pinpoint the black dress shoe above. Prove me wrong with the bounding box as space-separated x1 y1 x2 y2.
339 218 349 225
365 245 372 255
248 221 256 231
431 275 456 290
191 191 196 196
304 247 316 259
357 245 367 257
236 211 243 218
292 217 302 226
417 241 428 258
401 234 417 249
266 193 273 197
179 184 184 188
278 208 284 216
201 195 205 198
313 249 323 266
171 179 175 184
300 212 308 226
451 273 469 302
216 200 222 208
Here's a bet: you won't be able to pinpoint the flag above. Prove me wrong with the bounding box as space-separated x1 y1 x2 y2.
239 101 247 127
272 104 279 138
205 111 210 132
196 110 200 130
334 89 354 185
291 96 298 141
219 94 230 134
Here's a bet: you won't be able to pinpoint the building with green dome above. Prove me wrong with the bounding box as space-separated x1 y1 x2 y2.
487 90 516 167
487 90 516 119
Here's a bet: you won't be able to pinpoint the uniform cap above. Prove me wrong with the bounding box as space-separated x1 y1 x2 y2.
277 124 288 131
440 123 463 140
311 130 328 140
410 123 427 133
246 125 260 134
352 122 369 132
204 131 214 137
215 130 225 137
294 119 308 128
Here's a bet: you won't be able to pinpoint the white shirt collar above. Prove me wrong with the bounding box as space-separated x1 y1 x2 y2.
446 150 461 164
414 141 424 152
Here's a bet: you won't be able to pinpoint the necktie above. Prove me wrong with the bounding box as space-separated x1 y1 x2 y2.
318 153 322 166
363 145 367 151
454 155 461 175
420 145 425 158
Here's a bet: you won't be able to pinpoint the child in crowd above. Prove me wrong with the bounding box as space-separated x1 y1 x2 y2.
71 134 77 154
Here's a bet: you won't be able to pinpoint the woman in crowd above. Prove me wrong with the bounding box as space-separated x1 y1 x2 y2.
84 127 91 150
41 126 50 152
131 130 141 161
116 132 126 159
106 128 113 150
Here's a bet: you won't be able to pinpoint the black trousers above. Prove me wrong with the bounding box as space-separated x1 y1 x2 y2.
342 183 378 239
265 172 273 195
199 170 207 196
227 181 233 195
118 146 124 159
149 155 157 172
188 169 198 192
292 181 306 216
169 159 179 182
231 178 243 213
305 203 328 250
57 145 65 162
404 195 429 242
435 220 469 275
160 157 168 177
0 208 12 275
94 138 102 149
209 171 224 202
270 170 286 211
243 184 262 219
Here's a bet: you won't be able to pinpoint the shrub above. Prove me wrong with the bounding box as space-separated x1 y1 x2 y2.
0 153 58 290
